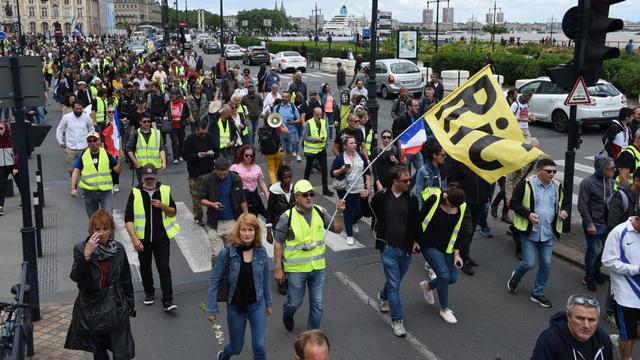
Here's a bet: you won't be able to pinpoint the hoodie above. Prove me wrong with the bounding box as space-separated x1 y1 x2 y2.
531 311 613 360
0 120 18 169
578 155 614 227
265 182 295 226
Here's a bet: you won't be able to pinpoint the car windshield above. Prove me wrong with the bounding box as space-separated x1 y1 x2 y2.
283 52 301 57
588 83 620 97
228 45 240 50
251 47 267 51
390 62 420 74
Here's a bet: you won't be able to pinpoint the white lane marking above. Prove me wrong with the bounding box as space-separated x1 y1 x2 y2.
174 202 213 273
555 160 594 174
334 271 442 360
585 155 595 161
303 73 323 78
325 230 364 251
555 171 583 185
113 210 142 282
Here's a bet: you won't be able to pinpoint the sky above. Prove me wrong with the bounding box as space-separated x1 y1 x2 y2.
200 0 640 24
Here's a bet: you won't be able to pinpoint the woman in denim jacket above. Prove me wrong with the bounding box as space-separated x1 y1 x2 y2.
207 213 273 360
416 142 448 209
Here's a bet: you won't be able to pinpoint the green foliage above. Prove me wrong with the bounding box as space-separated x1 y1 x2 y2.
236 9 292 31
602 57 640 100
432 49 485 75
168 9 222 31
482 25 508 35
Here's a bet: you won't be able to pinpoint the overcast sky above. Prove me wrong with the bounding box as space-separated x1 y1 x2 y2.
200 0 639 23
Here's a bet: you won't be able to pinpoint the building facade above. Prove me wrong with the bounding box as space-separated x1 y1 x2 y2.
114 0 162 27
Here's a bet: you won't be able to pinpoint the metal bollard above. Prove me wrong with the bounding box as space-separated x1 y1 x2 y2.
33 192 43 258
36 154 45 207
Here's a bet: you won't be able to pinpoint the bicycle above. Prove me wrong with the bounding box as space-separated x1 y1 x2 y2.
0 284 33 360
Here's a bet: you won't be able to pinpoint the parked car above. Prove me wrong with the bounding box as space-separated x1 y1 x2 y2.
203 40 220 54
242 46 270 65
514 76 627 132
224 44 244 59
270 51 307 73
128 42 145 55
354 59 424 99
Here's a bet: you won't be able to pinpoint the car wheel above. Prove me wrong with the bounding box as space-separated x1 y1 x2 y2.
301 67 306 73
551 110 569 132
381 86 390 100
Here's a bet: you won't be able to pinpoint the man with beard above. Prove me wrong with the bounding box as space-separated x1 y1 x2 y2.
183 121 215 226
56 100 95 176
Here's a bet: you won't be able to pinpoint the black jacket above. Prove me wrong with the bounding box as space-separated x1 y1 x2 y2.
182 133 215 178
449 160 491 205
370 188 420 252
532 311 613 360
265 182 295 226
65 238 135 359
427 81 444 101
164 100 191 127
198 171 246 228
206 114 239 150
124 182 177 242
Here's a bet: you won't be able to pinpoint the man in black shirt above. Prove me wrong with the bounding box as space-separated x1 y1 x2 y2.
370 166 420 338
300 90 323 121
615 130 640 189
182 120 215 226
332 113 367 157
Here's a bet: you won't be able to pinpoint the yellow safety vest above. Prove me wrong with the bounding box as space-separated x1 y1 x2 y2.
283 205 326 273
237 105 250 136
615 145 640 191
303 119 327 154
176 65 185 76
420 189 466 254
131 185 181 239
90 85 98 98
42 62 52 74
513 175 564 235
134 128 162 168
79 148 113 191
95 97 107 124
339 105 350 130
362 127 373 157
218 120 232 148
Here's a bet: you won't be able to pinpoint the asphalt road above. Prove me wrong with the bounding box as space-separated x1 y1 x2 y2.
0 46 634 359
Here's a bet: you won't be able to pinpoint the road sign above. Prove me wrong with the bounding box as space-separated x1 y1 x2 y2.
54 28 62 36
0 32 5 41
564 76 591 106
179 19 186 29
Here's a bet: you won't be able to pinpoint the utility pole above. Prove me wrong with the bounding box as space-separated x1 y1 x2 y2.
549 15 555 45
14 0 23 55
425 0 442 53
488 0 502 51
162 0 169 45
219 0 224 54
184 0 188 30
311 3 321 47
366 0 379 144
174 0 179 38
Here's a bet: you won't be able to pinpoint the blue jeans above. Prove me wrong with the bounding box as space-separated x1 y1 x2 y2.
405 152 424 186
336 191 362 237
280 127 299 154
379 245 412 321
422 247 458 309
480 183 495 231
326 112 334 139
82 189 113 218
583 222 607 278
284 269 325 330
513 234 555 297
248 117 260 146
220 301 266 360
35 105 46 124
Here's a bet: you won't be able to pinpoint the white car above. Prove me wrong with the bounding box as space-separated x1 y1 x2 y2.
271 51 307 73
224 45 244 60
515 77 627 132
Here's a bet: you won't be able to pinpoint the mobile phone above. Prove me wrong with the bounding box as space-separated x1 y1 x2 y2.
344 164 351 168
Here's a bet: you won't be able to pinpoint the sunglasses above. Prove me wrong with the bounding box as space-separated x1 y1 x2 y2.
542 169 557 175
381 136 392 139
107 111 114 114
141 120 151 124
299 192 315 198
569 295 599 307
398 178 411 184
244 154 254 158
87 138 99 143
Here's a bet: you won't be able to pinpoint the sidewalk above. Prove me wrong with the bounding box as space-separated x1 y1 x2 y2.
31 303 88 360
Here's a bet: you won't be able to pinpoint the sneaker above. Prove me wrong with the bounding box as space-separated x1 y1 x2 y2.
173 159 179 164
461 263 474 276
582 276 597 292
162 301 178 311
352 224 359 233
480 228 493 238
346 236 355 246
112 184 119 193
506 271 519 294
296 154 302 162
0 206 4 216
466 258 479 267
501 214 513 224
610 334 621 359
377 293 390 313
144 293 154 305
602 312 617 328
179 157 184 161
530 294 553 308
424 263 437 281
322 189 335 197
391 320 407 337
419 280 435 304
283 313 294 332
594 272 606 285
439 309 458 324
195 219 205 226
490 205 498 218
217 351 222 360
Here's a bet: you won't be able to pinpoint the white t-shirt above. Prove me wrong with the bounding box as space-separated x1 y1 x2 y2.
603 220 640 309
511 100 530 129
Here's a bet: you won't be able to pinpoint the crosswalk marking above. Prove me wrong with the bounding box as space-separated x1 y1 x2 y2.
554 157 595 207
112 210 142 282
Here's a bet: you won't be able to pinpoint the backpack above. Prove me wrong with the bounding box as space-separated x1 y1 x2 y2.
607 189 629 215
258 127 279 155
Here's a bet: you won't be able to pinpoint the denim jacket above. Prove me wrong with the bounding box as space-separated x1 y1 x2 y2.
207 245 272 315
415 161 447 209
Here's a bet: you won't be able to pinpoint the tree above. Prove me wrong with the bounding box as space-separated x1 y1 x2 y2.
483 25 507 35
236 9 292 31
168 9 222 31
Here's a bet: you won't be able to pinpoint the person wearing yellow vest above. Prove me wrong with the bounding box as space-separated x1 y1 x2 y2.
302 107 333 197
273 180 344 331
370 166 421 336
126 112 167 184
42 58 53 88
507 159 569 309
230 95 250 143
70 132 123 217
416 183 466 325
124 163 180 311
356 108 374 159
207 104 238 163
91 88 109 131
615 131 640 191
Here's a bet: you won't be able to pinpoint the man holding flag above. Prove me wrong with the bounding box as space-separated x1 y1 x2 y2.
393 98 426 187
101 105 123 192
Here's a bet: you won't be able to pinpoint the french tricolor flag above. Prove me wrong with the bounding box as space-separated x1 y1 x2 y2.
102 108 121 157
399 117 427 162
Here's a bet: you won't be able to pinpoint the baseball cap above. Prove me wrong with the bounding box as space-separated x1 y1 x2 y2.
170 88 182 95
309 89 318 95
214 157 230 170
293 180 314 194
141 164 158 178
87 131 100 140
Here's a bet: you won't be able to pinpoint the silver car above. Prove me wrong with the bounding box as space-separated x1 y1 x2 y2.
224 45 244 60
355 59 425 99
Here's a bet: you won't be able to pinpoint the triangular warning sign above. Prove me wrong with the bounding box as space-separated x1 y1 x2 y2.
565 76 591 106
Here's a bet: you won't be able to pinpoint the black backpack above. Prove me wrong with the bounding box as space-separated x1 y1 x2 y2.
258 127 279 155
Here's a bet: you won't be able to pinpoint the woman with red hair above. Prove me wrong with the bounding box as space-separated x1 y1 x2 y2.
0 120 19 216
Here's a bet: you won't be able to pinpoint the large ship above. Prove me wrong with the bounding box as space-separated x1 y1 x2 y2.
322 5 367 36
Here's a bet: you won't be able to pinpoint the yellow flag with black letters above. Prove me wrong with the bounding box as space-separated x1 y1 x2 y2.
423 65 546 184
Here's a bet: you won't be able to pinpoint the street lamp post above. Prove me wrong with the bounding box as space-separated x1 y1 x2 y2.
425 0 442 54
311 3 321 47
488 0 502 51
14 0 23 54
263 18 271 42
219 0 224 54
366 0 379 139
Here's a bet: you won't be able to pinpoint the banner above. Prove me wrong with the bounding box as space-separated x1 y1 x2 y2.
424 65 546 183
147 34 161 53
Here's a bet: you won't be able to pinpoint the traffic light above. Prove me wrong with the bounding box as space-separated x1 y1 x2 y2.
546 0 623 89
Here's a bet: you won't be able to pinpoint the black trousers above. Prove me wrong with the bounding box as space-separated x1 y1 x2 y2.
170 127 185 160
138 237 173 302
92 334 111 360
0 165 20 207
459 203 483 261
303 150 329 191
